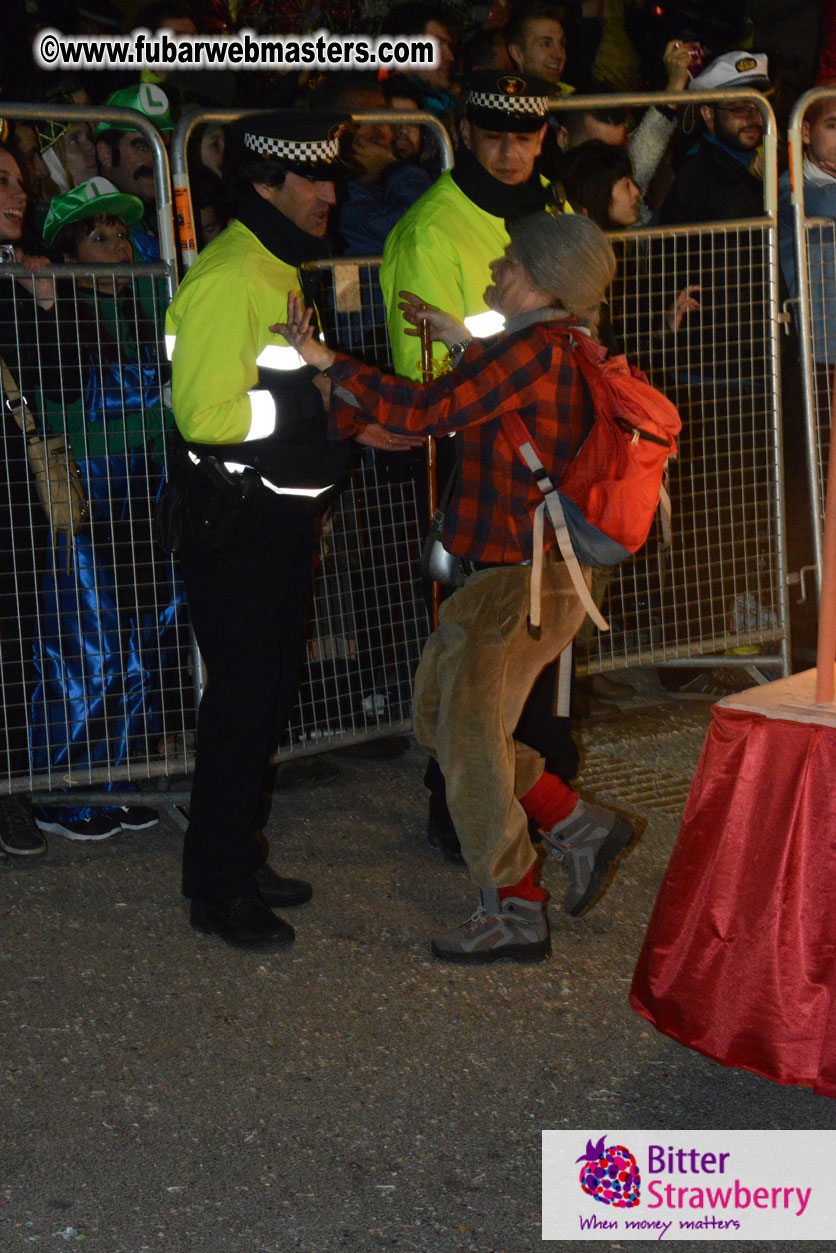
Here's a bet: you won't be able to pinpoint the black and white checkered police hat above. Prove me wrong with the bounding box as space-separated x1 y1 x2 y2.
237 110 350 180
464 71 554 133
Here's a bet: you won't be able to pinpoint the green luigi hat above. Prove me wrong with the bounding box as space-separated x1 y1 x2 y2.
464 70 554 132
43 176 145 245
93 83 174 138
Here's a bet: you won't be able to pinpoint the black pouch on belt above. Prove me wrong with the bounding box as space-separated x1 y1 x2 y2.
189 456 264 551
154 437 190 554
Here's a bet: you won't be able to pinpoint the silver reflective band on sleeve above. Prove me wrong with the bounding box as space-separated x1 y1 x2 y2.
245 389 276 440
463 310 505 337
165 333 176 360
256 344 307 370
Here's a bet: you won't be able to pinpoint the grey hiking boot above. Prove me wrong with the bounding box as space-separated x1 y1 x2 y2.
542 800 635 916
430 889 550 965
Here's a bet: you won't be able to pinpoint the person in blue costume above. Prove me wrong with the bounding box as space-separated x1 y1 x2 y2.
30 178 184 840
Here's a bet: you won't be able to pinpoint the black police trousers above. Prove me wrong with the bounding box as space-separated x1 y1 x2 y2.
179 472 315 902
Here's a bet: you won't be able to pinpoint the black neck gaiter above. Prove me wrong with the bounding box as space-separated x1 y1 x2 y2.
236 192 332 265
451 143 549 229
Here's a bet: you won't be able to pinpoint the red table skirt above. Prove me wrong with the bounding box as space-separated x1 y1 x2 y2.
630 703 836 1098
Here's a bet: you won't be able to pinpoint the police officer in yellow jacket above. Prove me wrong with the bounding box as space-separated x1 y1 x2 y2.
380 71 556 380
166 113 357 951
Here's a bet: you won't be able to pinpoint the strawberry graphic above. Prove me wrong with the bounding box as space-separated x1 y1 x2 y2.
577 1135 641 1208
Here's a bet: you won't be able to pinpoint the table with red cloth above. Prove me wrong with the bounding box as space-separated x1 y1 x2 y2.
630 669 836 1099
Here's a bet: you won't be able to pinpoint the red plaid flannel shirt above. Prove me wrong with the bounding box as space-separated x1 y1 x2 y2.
326 319 593 564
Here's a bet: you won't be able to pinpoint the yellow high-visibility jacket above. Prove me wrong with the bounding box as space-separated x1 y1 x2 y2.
379 171 508 380
165 218 306 447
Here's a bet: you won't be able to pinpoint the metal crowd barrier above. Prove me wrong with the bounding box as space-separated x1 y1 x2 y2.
0 254 431 799
1 90 792 805
787 88 836 595
1 102 189 803
549 88 789 678
592 217 787 675
0 260 194 798
1 101 177 297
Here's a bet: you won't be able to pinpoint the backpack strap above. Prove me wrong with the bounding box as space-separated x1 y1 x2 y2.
659 474 672 549
557 640 573 719
499 412 609 634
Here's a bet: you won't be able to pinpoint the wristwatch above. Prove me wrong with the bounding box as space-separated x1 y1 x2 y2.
448 338 473 365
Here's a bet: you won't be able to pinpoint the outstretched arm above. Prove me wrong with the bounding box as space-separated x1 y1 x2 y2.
271 291 468 365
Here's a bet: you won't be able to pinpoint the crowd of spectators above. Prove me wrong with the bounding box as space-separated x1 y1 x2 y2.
1 0 835 870
0 1 830 263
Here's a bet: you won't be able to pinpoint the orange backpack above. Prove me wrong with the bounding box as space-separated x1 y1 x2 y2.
500 328 681 632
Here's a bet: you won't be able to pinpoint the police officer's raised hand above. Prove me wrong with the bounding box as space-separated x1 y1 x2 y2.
397 291 468 348
270 292 336 372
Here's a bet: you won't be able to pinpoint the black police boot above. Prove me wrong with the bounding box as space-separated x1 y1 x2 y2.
252 862 313 908
189 896 295 951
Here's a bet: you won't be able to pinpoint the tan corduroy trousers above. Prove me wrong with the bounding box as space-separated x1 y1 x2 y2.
413 560 587 888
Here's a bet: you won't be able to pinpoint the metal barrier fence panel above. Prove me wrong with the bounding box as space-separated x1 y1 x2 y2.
0 101 178 292
1 101 184 800
1 262 194 797
282 454 430 752
1 92 792 799
545 88 788 676
787 88 836 589
0 257 433 793
803 215 835 525
592 222 788 672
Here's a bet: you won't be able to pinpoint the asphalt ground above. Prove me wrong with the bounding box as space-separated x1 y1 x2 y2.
2 674 835 1253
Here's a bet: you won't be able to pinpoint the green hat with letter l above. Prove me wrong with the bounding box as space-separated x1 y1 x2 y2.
43 176 145 245
93 83 174 138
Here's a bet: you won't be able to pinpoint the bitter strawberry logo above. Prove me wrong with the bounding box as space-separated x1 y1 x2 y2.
577 1135 641 1208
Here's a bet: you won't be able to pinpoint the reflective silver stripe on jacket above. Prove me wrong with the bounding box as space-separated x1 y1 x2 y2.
187 451 332 498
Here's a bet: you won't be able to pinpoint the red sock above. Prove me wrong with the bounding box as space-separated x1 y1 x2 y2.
499 863 548 902
521 770 578 830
